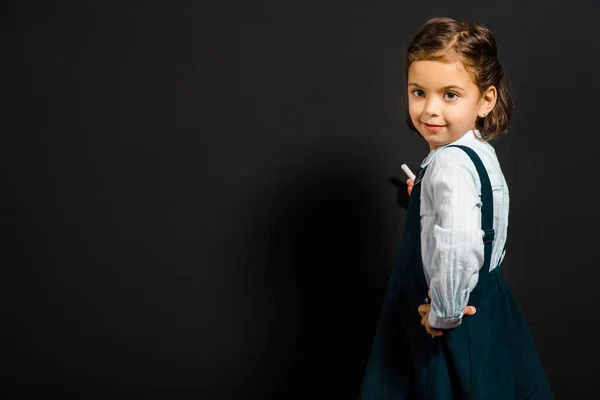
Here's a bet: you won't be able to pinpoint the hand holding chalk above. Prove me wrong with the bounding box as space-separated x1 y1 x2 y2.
401 164 416 181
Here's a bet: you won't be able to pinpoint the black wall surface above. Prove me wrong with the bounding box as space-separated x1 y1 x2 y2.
3 0 598 398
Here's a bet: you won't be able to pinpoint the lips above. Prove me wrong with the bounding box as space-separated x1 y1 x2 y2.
423 122 444 127
422 122 445 132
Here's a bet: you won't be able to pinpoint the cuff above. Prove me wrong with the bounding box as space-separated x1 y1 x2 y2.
428 311 462 330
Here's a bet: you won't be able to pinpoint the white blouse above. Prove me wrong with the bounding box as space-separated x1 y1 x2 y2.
419 130 510 329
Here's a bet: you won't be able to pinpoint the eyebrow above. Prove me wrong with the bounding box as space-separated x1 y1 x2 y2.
408 83 465 91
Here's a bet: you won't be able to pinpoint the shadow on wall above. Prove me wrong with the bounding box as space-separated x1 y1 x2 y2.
246 159 408 399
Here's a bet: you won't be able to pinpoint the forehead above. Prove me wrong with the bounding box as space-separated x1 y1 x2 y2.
408 60 476 88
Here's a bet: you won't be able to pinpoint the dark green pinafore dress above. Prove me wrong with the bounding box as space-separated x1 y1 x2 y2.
360 146 554 399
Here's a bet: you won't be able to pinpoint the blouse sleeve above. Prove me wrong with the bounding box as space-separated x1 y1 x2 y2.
424 148 485 330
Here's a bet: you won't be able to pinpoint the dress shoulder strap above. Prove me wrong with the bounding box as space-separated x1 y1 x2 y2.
445 145 494 304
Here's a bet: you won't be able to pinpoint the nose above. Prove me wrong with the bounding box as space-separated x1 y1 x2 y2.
424 98 441 116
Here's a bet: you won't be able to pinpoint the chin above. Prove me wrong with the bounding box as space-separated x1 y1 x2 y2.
424 138 445 150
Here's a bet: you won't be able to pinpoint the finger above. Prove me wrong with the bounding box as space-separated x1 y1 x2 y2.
417 304 430 316
463 306 477 316
426 326 443 336
422 315 444 337
406 178 414 186
426 324 443 336
428 290 432 299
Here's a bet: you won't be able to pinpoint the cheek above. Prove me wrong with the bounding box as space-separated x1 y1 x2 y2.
441 106 464 123
446 107 474 126
408 99 420 119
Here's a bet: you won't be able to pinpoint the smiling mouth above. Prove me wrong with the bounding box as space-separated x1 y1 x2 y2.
422 122 446 133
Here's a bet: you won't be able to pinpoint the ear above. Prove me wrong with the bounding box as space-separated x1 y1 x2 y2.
478 86 497 118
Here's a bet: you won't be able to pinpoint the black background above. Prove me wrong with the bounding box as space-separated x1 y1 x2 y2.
2 0 598 398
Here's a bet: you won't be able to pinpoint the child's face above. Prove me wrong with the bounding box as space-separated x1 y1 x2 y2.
407 60 494 150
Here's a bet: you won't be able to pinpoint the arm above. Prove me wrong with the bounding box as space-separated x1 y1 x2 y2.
424 149 484 330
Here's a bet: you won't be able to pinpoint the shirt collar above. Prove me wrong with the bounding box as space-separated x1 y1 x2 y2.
420 129 482 169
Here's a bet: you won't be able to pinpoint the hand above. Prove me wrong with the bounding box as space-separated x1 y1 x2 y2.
417 291 477 337
407 179 414 195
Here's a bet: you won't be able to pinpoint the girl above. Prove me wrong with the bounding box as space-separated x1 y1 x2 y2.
360 17 553 399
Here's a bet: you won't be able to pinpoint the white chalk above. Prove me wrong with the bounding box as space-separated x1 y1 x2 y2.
401 164 416 181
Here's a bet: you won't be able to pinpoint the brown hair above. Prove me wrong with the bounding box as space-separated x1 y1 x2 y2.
405 17 514 141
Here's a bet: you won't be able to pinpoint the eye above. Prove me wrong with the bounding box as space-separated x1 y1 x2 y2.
444 91 459 100
411 89 425 97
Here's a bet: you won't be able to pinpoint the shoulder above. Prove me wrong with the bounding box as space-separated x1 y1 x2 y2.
423 146 481 193
428 146 478 176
